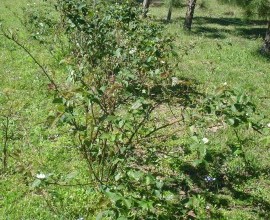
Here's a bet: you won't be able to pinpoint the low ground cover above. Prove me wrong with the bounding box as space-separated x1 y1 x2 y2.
0 0 269 219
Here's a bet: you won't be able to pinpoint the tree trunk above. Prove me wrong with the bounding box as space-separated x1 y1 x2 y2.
167 0 173 22
184 0 197 30
143 0 151 18
261 20 270 54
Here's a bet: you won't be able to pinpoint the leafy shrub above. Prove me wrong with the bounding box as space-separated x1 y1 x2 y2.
50 1 180 218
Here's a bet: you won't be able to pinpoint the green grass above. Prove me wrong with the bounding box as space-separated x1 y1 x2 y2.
0 1 102 219
150 2 270 219
0 0 270 219
152 2 270 105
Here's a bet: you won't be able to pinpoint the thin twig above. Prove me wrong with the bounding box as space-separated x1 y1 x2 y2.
1 28 59 91
3 116 9 171
126 105 155 146
144 119 182 138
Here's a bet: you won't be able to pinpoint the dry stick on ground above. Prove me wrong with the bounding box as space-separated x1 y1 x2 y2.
184 0 197 30
144 118 183 138
2 116 9 171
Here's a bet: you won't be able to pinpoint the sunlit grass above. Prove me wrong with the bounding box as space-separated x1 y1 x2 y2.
0 0 270 219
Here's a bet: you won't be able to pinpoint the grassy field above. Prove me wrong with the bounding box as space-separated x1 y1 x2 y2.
0 0 270 219
152 2 270 105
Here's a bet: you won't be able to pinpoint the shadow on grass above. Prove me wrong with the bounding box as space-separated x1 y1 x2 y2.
150 77 202 106
192 17 267 39
192 24 266 40
259 51 270 60
192 26 228 39
156 15 267 40
194 16 266 27
177 145 270 218
236 27 266 39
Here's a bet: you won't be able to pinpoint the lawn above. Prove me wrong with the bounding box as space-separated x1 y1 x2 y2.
0 0 269 219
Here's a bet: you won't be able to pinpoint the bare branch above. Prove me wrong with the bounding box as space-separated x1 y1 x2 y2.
1 28 59 91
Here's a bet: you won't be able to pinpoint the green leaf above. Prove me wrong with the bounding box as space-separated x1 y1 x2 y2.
131 100 142 110
115 172 122 181
191 135 199 143
164 191 175 201
147 56 154 62
137 200 153 210
192 159 203 166
53 97 63 104
105 191 122 203
154 189 162 198
65 171 78 180
127 170 144 181
228 118 235 125
78 3 86 10
115 48 121 58
31 179 42 188
118 120 125 128
123 198 132 209
145 174 155 185
57 105 65 112
117 217 128 220
199 144 206 159
96 210 113 220
156 180 164 189
231 104 238 113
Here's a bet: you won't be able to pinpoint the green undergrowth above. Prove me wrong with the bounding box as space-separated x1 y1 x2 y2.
151 0 270 112
0 0 269 219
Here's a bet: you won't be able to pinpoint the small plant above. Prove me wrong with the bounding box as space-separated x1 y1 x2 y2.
2 0 180 218
0 89 24 172
50 0 175 185
21 1 57 43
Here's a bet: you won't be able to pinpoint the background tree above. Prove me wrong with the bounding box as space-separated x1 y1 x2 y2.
264 21 270 54
184 0 197 30
167 0 173 21
143 0 152 17
166 0 184 22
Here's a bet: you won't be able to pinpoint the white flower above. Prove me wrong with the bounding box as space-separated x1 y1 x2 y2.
204 176 216 182
129 48 137 55
223 82 227 86
202 137 209 144
267 123 270 128
171 77 179 86
36 173 46 179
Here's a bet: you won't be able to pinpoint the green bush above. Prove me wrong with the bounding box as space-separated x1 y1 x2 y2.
50 1 180 218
